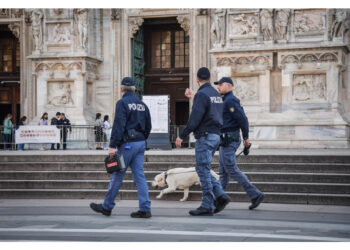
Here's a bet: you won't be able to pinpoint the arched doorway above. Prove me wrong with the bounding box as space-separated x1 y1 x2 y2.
132 17 190 126
0 24 20 125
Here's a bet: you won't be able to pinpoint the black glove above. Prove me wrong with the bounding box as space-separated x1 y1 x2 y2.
243 143 251 156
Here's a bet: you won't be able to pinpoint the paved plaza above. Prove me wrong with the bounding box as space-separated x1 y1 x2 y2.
0 199 349 242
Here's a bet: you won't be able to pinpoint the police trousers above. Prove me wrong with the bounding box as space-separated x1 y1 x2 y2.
219 137 262 200
102 140 151 212
195 133 226 210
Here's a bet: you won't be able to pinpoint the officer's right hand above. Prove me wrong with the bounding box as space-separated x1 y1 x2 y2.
175 137 183 148
243 139 250 148
185 88 194 100
108 147 116 156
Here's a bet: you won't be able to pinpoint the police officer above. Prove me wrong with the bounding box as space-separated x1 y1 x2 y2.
214 77 264 210
90 77 152 218
57 113 71 150
176 67 231 216
50 112 61 150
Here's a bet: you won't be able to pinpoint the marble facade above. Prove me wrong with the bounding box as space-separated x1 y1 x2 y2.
0 8 349 148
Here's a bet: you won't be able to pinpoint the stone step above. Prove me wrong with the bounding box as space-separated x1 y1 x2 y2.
1 180 350 194
1 162 350 173
1 154 350 164
0 189 349 205
1 170 349 183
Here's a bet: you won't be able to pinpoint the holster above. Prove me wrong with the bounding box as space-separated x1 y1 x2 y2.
220 131 240 147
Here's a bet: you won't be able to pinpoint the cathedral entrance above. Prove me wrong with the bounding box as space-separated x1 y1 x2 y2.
0 24 20 125
132 17 190 126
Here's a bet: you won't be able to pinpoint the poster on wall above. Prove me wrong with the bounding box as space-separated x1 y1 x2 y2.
142 95 169 134
15 126 60 144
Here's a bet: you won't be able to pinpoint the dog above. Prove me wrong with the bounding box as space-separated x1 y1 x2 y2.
151 167 220 201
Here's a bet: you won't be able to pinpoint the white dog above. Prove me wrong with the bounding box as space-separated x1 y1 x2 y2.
151 167 220 201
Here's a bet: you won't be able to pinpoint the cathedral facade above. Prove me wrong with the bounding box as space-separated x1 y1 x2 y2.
0 8 349 148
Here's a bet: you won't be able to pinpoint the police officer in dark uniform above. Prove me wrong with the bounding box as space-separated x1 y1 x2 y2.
214 77 264 210
50 112 61 150
90 77 152 218
176 67 231 216
57 113 71 150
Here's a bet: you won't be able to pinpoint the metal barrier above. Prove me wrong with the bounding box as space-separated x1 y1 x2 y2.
0 125 192 150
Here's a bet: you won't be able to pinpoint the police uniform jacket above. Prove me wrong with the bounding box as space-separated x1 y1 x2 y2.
221 91 249 140
109 91 152 148
58 119 71 133
51 117 59 126
180 82 223 140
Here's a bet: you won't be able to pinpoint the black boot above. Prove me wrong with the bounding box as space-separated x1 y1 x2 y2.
189 206 213 216
130 210 152 218
214 194 231 214
90 203 111 216
249 193 264 210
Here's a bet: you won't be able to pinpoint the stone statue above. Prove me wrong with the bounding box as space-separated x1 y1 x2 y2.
331 9 349 39
274 9 290 40
211 9 226 47
260 9 273 41
30 9 43 51
74 9 89 50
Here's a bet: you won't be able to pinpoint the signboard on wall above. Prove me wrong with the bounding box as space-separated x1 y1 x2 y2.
15 126 60 144
142 95 169 134
142 95 171 149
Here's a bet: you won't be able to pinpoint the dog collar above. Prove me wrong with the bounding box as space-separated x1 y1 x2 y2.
164 171 168 185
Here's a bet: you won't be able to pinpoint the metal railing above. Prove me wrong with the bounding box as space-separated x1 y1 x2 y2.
0 125 192 150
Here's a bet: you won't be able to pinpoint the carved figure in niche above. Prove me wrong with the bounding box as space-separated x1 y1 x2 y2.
52 23 71 43
331 9 349 39
30 9 43 51
232 14 258 35
53 9 63 15
74 9 88 49
275 9 290 40
260 9 273 41
211 9 226 47
48 84 74 106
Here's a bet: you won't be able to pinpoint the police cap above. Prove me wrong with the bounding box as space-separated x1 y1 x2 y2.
214 77 233 85
121 77 135 86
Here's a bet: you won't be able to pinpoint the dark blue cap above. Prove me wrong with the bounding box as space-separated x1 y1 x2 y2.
214 77 233 85
197 67 210 80
121 77 135 86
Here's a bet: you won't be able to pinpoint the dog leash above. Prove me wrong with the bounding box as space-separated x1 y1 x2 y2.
163 145 250 176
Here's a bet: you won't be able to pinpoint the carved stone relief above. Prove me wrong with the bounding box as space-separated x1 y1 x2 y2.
0 9 23 18
260 9 273 41
47 82 75 106
292 74 326 102
30 9 44 51
280 52 339 69
111 9 121 20
216 55 272 70
48 23 71 44
177 15 190 36
229 13 259 37
294 9 325 35
74 9 89 50
129 17 144 38
8 23 20 39
211 9 226 47
232 76 259 102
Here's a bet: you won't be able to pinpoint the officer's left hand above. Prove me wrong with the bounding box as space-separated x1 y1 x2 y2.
108 147 116 156
175 137 183 148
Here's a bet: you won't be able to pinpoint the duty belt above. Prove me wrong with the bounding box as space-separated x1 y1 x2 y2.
220 130 240 147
